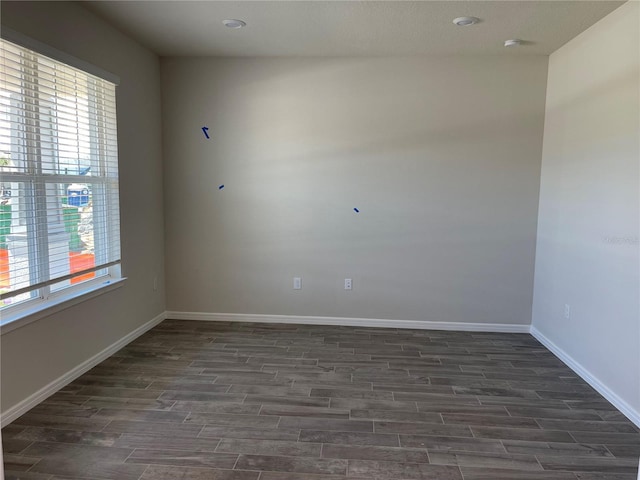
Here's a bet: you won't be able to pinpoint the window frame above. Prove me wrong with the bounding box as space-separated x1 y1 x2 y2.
0 28 125 333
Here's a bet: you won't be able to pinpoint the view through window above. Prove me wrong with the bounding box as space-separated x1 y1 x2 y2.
0 38 121 320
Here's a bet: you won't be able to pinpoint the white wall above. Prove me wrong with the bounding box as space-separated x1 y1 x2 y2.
0 2 165 414
532 1 639 423
162 56 548 325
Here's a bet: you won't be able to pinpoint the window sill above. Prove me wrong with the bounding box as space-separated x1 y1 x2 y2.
0 277 127 335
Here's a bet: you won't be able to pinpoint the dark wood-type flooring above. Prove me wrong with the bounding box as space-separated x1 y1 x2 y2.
3 320 640 479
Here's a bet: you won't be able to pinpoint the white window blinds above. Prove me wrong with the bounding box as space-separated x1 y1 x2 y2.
0 38 121 306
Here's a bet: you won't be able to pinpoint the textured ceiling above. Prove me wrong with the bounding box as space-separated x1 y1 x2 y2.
84 1 624 57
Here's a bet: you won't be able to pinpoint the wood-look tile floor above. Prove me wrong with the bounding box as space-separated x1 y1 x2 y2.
3 320 640 480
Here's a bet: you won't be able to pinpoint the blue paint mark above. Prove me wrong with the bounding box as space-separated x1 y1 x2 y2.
202 126 210 139
218 184 224 190
353 208 360 213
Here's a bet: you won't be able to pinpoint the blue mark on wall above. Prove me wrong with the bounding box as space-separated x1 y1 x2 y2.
353 208 360 213
218 184 225 190
202 126 210 139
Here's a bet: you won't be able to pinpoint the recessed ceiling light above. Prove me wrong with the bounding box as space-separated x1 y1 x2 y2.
453 17 480 26
504 39 523 47
223 19 246 29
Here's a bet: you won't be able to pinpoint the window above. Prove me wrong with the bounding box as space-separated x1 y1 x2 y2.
0 37 121 324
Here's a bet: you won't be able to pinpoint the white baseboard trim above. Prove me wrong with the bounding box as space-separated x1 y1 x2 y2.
530 326 640 429
0 311 167 427
165 311 531 333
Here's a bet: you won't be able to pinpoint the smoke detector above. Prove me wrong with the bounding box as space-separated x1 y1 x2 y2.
504 39 523 47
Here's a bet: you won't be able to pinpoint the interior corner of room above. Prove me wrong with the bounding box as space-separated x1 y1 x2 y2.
0 0 638 465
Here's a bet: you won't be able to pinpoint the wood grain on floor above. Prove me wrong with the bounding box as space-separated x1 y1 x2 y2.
3 320 639 480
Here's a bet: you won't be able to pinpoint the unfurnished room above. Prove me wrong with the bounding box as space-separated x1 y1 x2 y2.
0 1 638 479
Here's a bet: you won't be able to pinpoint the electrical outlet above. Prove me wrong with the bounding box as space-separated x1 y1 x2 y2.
293 277 302 290
564 304 571 319
344 278 352 290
